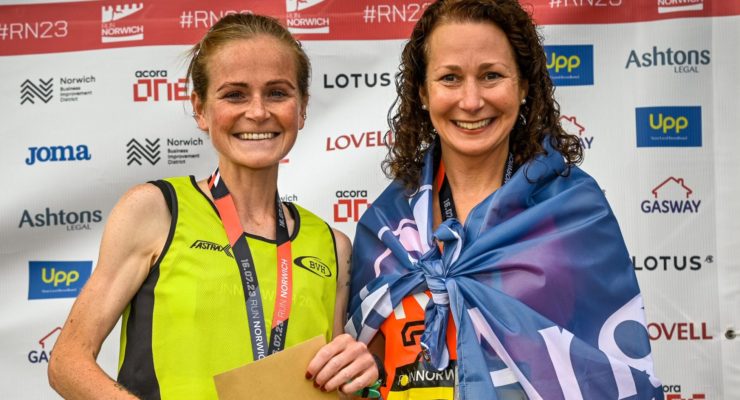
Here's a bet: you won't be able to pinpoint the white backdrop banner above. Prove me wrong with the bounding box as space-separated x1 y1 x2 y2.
1 1 738 399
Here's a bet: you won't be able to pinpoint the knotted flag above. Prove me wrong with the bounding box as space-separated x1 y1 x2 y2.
346 138 663 399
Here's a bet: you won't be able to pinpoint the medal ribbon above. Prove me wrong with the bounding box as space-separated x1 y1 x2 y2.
208 168 292 360
436 152 515 222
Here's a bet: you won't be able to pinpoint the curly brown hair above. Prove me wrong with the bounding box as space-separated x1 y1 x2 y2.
384 0 582 189
186 13 311 102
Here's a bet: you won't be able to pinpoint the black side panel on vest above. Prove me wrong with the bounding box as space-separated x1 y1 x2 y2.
117 179 176 399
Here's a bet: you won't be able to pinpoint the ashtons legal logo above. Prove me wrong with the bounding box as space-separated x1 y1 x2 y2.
28 327 61 364
19 207 103 231
322 72 392 89
641 177 701 214
326 130 394 151
133 70 188 102
334 190 370 223
658 0 703 14
636 106 702 147
20 78 53 104
632 254 712 272
663 386 706 400
294 256 332 278
126 138 160 165
190 240 233 258
626 46 710 73
648 322 712 341
28 261 92 300
559 115 593 149
101 3 144 43
544 45 594 86
25 144 91 165
286 0 330 34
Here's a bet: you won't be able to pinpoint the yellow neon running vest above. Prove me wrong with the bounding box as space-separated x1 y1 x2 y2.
117 176 338 400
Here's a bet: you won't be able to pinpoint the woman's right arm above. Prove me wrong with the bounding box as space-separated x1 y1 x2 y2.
48 183 171 399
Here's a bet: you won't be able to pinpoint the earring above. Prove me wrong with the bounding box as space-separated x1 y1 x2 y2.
421 104 428 110
191 112 197 117
518 113 527 126
521 98 526 105
302 112 307 120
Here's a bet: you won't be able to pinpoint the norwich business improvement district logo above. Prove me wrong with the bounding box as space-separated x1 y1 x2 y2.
20 78 53 105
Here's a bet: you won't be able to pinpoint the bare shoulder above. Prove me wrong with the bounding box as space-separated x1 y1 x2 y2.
103 182 171 268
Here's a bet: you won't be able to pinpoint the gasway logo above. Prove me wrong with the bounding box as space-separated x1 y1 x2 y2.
101 3 144 43
641 177 701 214
294 256 332 278
28 327 62 364
28 261 92 300
286 0 330 34
636 106 701 147
544 45 593 86
559 115 593 149
658 0 703 14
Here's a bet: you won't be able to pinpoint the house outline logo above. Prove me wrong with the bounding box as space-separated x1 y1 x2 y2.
39 327 62 349
652 177 693 199
560 115 585 136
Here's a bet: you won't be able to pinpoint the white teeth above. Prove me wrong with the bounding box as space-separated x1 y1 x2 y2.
455 119 492 130
236 132 276 140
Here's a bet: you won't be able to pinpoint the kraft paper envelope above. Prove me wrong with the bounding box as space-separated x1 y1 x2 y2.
214 335 338 399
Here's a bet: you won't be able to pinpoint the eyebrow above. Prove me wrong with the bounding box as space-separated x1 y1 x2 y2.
215 79 297 92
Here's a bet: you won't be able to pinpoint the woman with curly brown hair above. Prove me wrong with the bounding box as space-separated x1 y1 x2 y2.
346 1 663 399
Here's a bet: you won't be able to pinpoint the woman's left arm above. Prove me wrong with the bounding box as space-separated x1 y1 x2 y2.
306 229 378 395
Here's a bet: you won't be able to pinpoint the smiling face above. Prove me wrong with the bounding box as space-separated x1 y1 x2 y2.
191 35 307 171
420 21 527 163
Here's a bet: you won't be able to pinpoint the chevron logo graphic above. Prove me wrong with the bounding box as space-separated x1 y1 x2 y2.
126 138 161 166
20 78 54 105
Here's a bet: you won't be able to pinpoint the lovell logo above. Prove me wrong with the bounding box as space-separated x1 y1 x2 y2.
28 327 62 364
544 45 594 86
641 177 701 214
20 78 53 105
559 115 593 149
133 70 188 102
126 138 160 166
294 256 332 278
326 129 394 151
657 0 703 14
28 261 93 300
286 0 330 34
648 321 713 341
101 3 144 43
334 190 370 223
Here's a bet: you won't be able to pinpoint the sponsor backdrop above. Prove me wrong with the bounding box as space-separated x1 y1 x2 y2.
1 0 738 399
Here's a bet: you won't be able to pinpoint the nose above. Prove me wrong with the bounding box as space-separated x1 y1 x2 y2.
458 80 483 113
244 97 270 122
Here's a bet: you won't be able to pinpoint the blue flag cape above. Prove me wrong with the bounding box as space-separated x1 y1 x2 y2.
346 139 663 399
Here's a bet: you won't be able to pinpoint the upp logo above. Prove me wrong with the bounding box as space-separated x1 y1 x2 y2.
28 327 62 364
334 190 371 223
636 106 701 147
641 177 701 214
544 45 593 86
28 261 92 300
126 138 161 165
101 3 144 43
294 256 332 278
20 78 53 105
